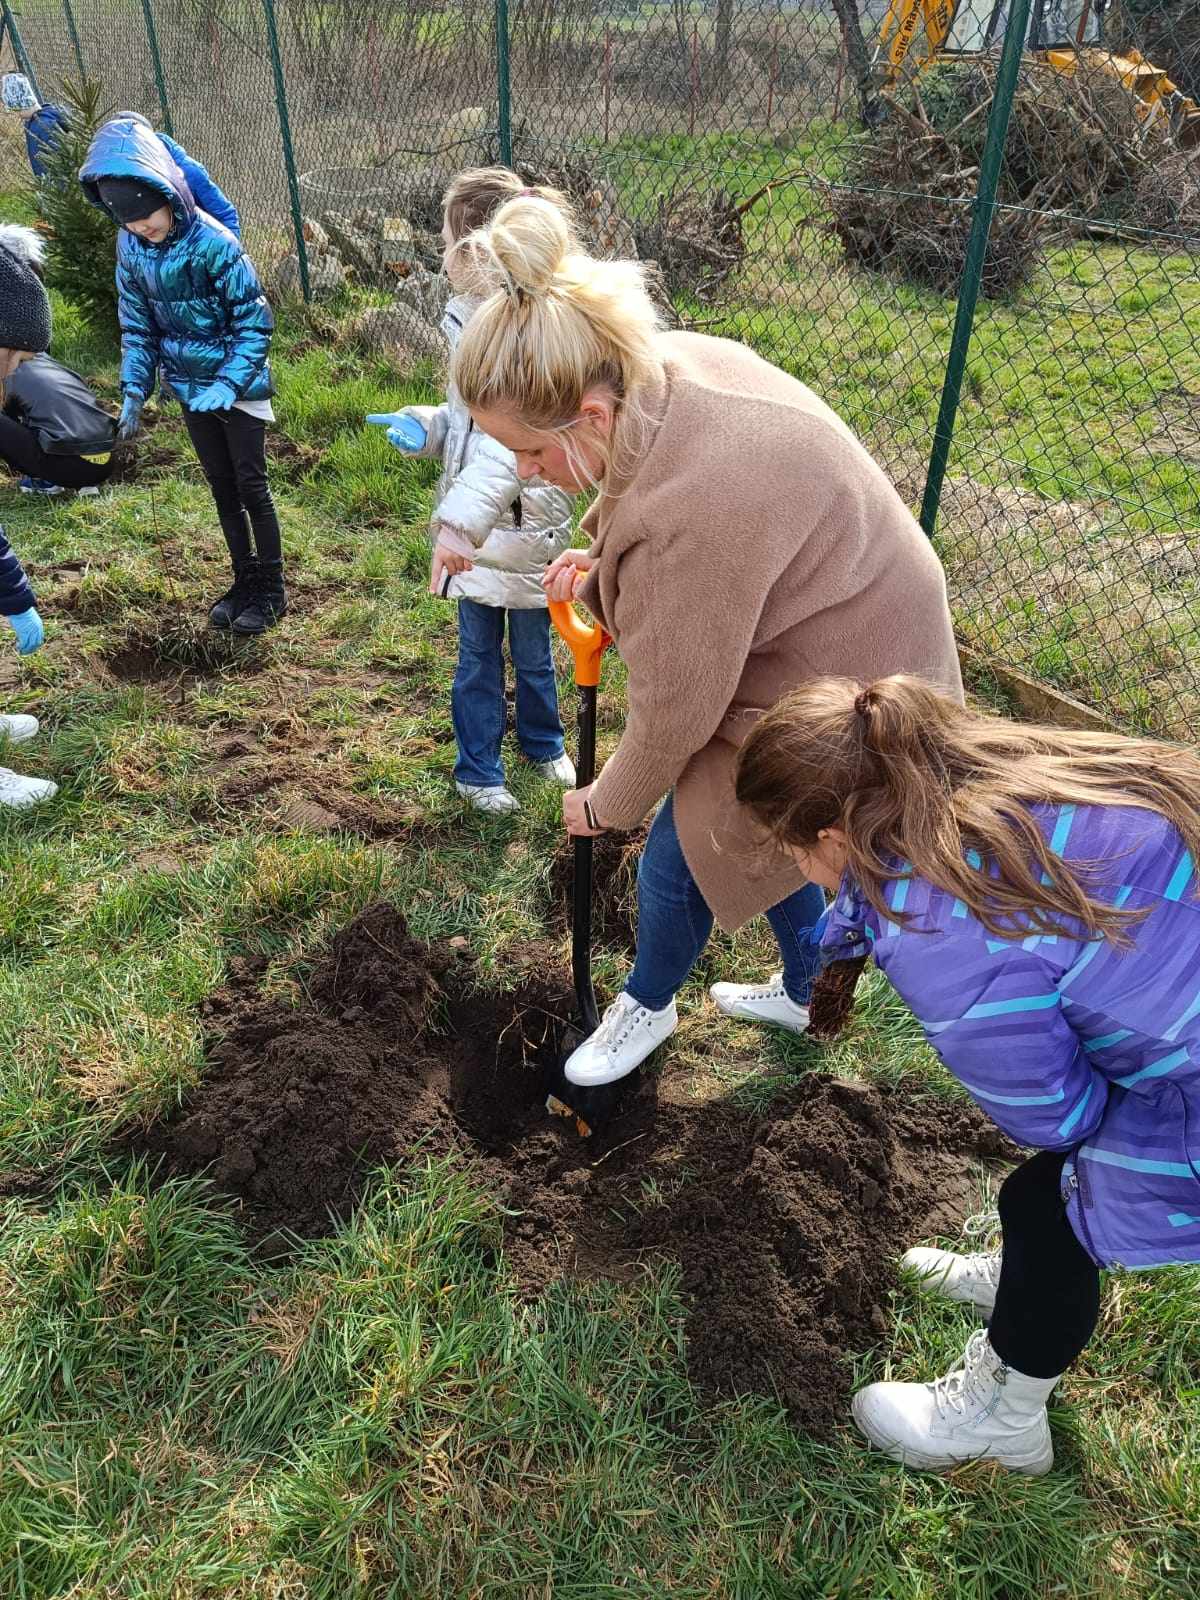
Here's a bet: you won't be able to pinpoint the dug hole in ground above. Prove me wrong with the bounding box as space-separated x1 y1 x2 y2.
127 879 1013 1440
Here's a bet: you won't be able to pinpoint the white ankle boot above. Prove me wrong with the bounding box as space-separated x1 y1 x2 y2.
852 1329 1058 1474
564 991 678 1086
709 971 810 1036
902 1245 1002 1315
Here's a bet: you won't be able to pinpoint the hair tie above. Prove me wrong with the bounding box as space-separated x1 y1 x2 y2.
518 188 537 198
854 690 873 720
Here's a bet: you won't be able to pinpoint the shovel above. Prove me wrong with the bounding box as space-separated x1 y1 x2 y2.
543 593 617 1138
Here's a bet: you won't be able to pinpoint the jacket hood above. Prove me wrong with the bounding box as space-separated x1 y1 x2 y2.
80 118 195 230
0 222 45 270
441 294 479 354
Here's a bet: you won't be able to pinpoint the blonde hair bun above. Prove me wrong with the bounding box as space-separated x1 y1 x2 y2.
468 194 572 299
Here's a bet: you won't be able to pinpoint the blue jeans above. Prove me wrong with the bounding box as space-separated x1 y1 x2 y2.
625 793 827 1012
451 599 565 788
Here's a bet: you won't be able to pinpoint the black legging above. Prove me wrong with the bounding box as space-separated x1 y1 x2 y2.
183 408 281 565
989 1150 1102 1378
0 412 112 489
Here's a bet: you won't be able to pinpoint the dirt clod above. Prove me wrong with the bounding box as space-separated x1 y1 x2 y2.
130 902 1011 1436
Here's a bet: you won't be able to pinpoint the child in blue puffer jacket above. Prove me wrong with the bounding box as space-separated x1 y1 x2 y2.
80 118 284 633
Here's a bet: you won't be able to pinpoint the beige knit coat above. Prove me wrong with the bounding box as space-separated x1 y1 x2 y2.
580 331 963 932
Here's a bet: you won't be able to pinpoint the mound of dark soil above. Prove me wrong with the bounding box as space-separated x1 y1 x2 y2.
129 902 1013 1436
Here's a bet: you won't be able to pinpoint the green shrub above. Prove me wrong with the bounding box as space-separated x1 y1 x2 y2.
36 77 121 330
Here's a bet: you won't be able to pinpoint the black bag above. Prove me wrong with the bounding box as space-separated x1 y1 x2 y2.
3 353 117 457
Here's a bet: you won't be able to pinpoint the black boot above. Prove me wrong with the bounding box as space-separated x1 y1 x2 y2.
209 559 259 629
231 559 287 635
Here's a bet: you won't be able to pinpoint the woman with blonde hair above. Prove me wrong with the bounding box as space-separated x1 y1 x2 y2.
451 196 961 1085
736 673 1200 1473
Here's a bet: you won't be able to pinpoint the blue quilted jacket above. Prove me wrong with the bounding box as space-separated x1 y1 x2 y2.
825 801 1200 1271
79 119 272 406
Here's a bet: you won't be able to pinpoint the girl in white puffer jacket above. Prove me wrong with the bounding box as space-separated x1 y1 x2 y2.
370 170 577 815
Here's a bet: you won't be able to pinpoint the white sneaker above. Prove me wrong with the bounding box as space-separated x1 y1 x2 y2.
0 714 39 744
535 752 577 788
564 991 678 1087
456 782 521 815
709 971 810 1036
852 1329 1058 1475
902 1246 1002 1315
0 766 58 809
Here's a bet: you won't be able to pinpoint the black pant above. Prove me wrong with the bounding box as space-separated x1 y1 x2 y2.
183 408 281 566
989 1150 1102 1379
0 412 112 489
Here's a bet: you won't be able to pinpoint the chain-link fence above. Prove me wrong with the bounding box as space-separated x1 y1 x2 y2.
2 0 1198 740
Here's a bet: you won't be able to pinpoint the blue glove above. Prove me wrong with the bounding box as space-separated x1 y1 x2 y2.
365 411 427 452
6 607 44 656
189 381 237 414
117 394 144 441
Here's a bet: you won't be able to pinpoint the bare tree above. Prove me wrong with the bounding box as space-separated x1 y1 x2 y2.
829 0 881 123
715 0 736 90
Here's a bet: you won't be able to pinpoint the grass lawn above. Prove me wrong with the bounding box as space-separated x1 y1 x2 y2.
0 235 1198 1597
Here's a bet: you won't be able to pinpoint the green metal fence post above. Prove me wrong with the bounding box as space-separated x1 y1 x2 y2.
0 1 42 102
61 0 85 80
919 0 1032 537
495 0 512 168
139 0 174 135
261 0 310 302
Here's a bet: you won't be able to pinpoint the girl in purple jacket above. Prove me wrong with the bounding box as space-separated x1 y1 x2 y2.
736 674 1200 1476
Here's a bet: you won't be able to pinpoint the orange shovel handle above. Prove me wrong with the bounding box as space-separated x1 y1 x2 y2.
548 598 611 688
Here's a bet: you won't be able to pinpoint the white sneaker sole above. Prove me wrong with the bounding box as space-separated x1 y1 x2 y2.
851 1392 1054 1475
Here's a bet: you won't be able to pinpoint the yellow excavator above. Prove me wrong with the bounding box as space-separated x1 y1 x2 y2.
877 0 1200 146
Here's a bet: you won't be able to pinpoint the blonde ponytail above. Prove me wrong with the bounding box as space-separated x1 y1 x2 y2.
451 195 663 455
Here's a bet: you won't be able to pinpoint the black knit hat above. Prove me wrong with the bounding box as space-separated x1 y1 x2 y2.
97 175 165 224
0 231 51 353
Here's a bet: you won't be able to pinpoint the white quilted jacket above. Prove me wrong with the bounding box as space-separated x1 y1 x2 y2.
405 295 574 608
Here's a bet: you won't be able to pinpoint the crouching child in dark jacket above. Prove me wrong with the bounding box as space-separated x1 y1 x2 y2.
80 118 285 633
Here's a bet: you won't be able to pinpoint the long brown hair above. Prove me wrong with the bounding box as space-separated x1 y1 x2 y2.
735 674 1200 941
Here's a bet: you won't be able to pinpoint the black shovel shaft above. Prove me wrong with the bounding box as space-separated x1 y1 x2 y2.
573 682 600 1034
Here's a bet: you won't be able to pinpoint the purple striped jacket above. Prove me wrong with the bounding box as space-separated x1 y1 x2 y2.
823 802 1200 1269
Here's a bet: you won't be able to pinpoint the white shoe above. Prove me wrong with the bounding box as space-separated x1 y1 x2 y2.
902 1245 1002 1315
852 1329 1058 1475
0 766 58 809
456 782 521 815
709 971 810 1036
564 991 678 1087
0 714 39 744
535 752 576 788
